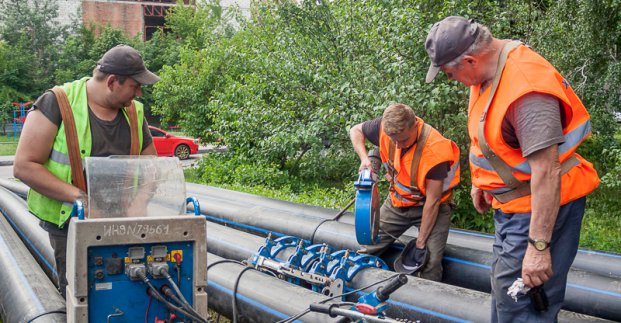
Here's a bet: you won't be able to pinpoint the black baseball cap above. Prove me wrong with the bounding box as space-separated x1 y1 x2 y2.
425 16 480 83
96 44 160 85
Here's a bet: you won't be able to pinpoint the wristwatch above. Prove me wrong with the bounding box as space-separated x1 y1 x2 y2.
528 237 550 251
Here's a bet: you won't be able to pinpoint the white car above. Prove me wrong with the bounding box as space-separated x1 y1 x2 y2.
615 112 621 124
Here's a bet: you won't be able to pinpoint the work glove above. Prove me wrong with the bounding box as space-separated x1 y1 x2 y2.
402 246 428 271
394 241 429 275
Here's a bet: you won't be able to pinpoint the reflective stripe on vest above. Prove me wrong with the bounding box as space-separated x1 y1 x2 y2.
469 119 591 174
49 149 72 166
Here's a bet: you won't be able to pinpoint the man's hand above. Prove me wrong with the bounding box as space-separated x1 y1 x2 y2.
522 246 553 288
359 158 372 173
471 185 493 213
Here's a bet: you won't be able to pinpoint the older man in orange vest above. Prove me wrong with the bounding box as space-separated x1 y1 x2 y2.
425 16 599 321
350 103 460 281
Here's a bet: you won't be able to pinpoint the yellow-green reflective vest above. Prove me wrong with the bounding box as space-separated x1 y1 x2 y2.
27 77 144 227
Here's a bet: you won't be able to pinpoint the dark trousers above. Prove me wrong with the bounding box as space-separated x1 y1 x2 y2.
491 197 586 323
41 220 69 298
360 198 452 282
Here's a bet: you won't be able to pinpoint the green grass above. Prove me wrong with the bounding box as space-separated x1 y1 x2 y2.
0 135 19 155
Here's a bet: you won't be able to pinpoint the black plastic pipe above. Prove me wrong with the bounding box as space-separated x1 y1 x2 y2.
195 190 621 322
3 179 618 278
207 253 346 322
205 221 610 323
186 183 621 279
2 181 615 322
0 190 66 323
0 187 57 283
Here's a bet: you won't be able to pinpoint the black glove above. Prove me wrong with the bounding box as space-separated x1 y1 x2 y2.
394 242 429 274
403 246 428 270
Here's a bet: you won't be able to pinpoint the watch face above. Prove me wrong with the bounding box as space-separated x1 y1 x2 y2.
535 240 547 251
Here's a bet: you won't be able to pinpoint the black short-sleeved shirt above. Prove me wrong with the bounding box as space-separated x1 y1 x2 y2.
361 117 450 180
33 91 152 156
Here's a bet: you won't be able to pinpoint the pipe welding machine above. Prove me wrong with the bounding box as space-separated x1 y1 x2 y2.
65 156 208 323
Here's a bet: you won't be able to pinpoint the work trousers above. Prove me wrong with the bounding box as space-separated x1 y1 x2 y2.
360 198 452 282
40 220 69 298
491 197 586 323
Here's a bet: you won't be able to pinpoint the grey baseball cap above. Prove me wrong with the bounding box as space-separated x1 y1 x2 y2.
96 44 160 85
425 16 479 83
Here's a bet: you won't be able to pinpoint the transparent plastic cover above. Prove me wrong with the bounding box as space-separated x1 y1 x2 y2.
85 156 186 218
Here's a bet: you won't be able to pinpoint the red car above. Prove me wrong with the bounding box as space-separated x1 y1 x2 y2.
148 126 199 160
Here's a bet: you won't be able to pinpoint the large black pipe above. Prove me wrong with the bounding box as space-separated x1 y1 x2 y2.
195 190 621 322
3 179 618 278
206 221 611 323
186 183 621 279
0 191 66 322
0 187 57 283
2 181 614 322
207 253 345 322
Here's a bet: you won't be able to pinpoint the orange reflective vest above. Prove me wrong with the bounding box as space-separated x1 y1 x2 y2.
379 117 460 207
468 45 599 213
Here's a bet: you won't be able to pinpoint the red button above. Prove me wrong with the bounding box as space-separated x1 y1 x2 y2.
355 303 378 315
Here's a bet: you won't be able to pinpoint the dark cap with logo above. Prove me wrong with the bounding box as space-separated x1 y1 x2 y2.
96 44 160 85
425 16 480 83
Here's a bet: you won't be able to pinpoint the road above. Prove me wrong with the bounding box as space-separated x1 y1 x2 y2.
0 146 217 180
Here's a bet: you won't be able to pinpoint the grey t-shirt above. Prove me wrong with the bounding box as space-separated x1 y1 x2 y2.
33 91 152 155
501 92 565 157
361 117 450 180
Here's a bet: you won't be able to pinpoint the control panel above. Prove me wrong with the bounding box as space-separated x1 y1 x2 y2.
66 215 207 323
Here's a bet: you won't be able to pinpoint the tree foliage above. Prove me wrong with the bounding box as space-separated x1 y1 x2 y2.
152 0 621 233
0 0 618 239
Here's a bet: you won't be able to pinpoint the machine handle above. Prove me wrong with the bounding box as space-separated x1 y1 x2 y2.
72 200 85 220
376 274 408 302
186 196 201 215
309 303 335 316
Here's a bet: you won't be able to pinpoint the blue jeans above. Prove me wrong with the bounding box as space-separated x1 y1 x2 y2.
491 197 586 323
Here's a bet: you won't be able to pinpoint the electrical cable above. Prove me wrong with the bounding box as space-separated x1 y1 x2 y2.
208 259 276 323
160 285 205 323
232 266 254 323
309 197 355 244
26 310 67 323
275 273 400 323
137 270 207 323
206 259 244 271
161 269 193 310
155 267 205 322
145 294 153 323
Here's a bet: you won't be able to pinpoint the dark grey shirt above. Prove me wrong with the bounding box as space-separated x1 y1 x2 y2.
33 91 152 155
361 117 450 180
501 92 565 157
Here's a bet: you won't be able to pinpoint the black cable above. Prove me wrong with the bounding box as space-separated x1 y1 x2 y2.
207 259 244 271
160 285 205 323
138 270 207 323
232 266 254 323
27 310 67 323
309 197 355 244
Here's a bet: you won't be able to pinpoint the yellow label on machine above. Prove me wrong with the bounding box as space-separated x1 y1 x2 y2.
171 250 183 262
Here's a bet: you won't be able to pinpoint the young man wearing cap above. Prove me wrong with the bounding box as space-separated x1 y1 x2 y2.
424 16 599 321
14 44 161 297
350 103 460 281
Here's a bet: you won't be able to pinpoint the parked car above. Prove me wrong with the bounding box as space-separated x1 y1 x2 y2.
148 126 199 160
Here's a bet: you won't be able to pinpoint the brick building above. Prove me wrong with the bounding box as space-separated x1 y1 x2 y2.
56 0 194 40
